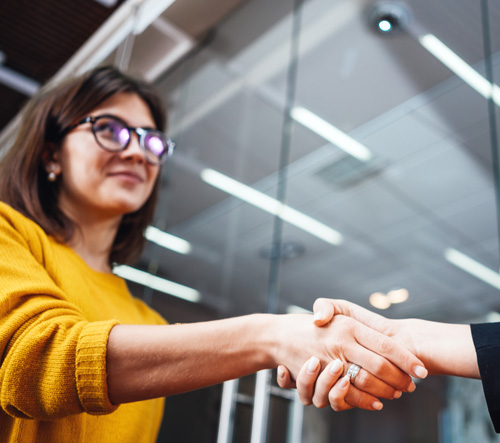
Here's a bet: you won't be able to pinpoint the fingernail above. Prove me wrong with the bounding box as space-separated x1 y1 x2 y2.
278 366 285 379
307 357 320 374
393 390 402 399
329 359 343 375
313 311 324 322
372 401 383 411
413 365 428 379
407 382 416 393
339 375 350 389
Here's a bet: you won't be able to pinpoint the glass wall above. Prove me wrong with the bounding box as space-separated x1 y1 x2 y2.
135 0 500 441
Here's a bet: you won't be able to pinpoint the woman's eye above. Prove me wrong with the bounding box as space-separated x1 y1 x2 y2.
96 123 120 140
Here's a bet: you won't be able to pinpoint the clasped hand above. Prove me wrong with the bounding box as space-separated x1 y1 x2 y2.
277 299 428 411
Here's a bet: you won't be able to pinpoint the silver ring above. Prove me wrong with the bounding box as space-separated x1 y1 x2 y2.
346 364 361 383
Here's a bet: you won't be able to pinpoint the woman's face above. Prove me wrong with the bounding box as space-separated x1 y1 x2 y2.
54 92 160 222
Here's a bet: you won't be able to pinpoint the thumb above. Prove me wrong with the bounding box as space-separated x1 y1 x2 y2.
312 298 336 326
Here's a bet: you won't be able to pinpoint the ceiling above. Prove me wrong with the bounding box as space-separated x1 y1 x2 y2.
2 0 500 324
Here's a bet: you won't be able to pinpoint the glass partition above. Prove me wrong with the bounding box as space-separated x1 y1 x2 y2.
138 0 500 441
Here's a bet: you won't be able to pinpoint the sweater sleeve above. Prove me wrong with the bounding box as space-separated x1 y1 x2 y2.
0 206 119 419
470 322 500 433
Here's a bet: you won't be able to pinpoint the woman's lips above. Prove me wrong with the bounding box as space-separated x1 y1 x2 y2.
108 171 145 183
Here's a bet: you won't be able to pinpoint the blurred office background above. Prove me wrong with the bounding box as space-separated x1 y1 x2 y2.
1 0 500 441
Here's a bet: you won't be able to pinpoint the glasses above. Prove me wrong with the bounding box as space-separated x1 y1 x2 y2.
61 114 175 165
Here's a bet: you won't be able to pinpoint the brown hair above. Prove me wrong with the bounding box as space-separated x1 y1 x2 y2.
0 66 167 265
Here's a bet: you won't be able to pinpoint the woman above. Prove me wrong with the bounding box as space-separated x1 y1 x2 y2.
0 66 427 442
280 298 498 429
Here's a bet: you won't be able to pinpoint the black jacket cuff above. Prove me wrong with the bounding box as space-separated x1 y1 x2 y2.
471 322 500 433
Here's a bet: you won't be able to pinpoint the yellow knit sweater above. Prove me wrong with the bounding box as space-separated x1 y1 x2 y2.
0 202 166 442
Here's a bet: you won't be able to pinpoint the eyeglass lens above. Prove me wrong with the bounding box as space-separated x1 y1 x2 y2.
92 116 171 164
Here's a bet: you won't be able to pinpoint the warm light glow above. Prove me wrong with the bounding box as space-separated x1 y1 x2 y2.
290 107 373 162
144 226 192 255
444 248 500 290
369 292 391 310
419 34 500 106
113 265 201 302
387 288 409 304
201 168 343 245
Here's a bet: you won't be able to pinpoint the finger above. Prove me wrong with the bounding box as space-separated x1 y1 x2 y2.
343 383 384 411
345 316 427 381
328 375 354 411
296 357 321 405
277 365 296 389
312 298 335 327
348 366 403 400
311 359 344 408
317 300 428 379
342 340 412 392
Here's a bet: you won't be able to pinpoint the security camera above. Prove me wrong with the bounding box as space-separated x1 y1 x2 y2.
368 2 410 35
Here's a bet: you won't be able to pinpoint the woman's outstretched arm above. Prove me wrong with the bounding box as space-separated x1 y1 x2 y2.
106 312 427 405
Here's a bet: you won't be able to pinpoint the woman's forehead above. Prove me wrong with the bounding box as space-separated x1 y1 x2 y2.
90 93 155 127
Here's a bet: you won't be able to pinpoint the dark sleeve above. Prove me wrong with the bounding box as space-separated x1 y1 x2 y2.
471 323 500 433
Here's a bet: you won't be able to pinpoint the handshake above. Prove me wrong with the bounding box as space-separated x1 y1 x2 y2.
273 298 479 412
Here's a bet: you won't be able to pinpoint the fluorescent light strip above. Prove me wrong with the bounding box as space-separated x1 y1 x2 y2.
201 168 343 245
113 265 201 302
444 248 500 290
419 34 500 106
290 107 373 162
144 226 192 255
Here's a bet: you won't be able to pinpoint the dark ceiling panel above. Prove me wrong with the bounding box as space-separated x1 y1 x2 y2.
0 0 126 130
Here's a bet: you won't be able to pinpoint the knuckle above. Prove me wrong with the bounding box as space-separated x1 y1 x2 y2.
371 358 387 375
354 369 368 387
377 337 394 355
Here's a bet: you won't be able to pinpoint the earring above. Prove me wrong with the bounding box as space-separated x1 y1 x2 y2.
47 164 57 182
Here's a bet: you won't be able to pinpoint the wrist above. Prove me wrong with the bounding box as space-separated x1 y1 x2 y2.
247 313 282 370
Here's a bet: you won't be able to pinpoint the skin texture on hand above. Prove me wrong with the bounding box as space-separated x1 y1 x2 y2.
275 308 427 411
281 298 479 412
312 298 478 378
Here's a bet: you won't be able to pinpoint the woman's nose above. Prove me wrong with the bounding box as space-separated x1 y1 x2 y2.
121 131 146 163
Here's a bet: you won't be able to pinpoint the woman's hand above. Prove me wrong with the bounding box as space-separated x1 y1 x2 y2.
277 356 408 411
273 312 427 411
279 298 479 412
311 298 477 378
278 358 385 411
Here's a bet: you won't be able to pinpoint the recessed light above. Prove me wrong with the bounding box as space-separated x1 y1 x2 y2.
369 292 391 310
387 288 409 304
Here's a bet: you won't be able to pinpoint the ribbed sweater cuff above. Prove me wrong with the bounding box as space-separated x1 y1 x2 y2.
76 320 120 415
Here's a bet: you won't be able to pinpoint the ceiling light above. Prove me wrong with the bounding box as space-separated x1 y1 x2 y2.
290 107 373 162
200 168 343 245
387 288 409 304
444 248 500 290
378 20 392 33
113 265 201 302
144 226 192 255
369 292 391 310
419 34 500 106
0 64 40 96
368 3 410 36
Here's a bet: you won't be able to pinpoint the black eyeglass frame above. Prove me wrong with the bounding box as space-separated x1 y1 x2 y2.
59 114 175 165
